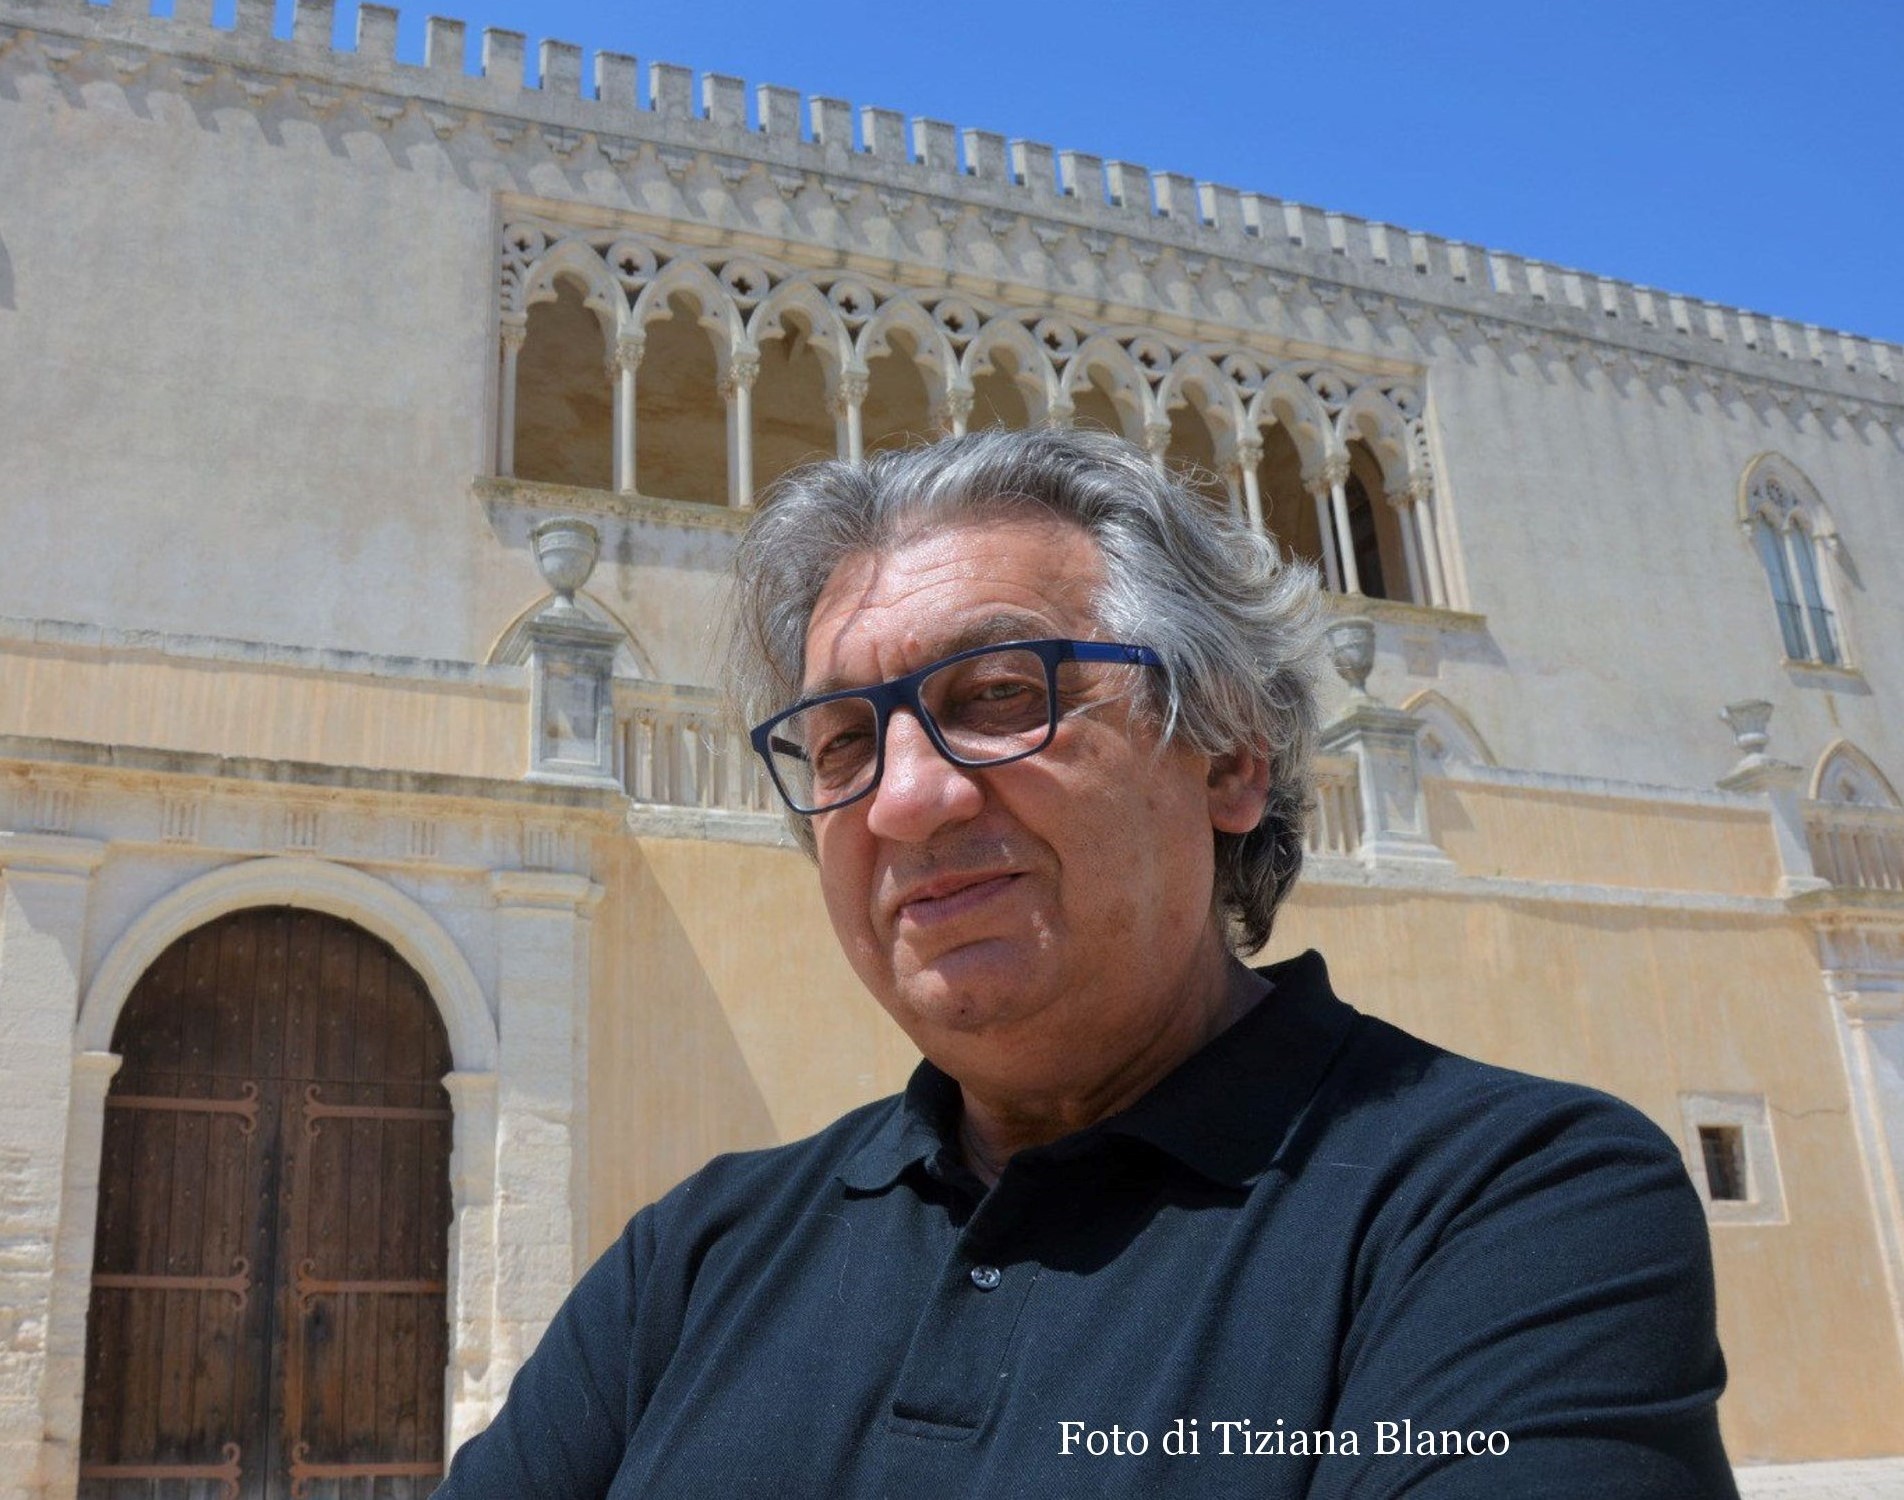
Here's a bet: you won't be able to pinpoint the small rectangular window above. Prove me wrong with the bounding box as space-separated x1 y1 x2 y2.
1698 1125 1749 1202
1680 1094 1784 1224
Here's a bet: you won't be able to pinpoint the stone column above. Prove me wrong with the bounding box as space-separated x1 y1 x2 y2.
720 349 759 509
831 368 869 461
1325 457 1362 597
941 385 974 439
485 872 604 1377
1142 420 1171 475
1307 480 1344 593
1387 489 1427 605
441 1069 499 1452
39 1051 120 1500
1410 476 1449 608
1818 926 1904 1372
1318 621 1451 868
1235 439 1265 534
610 334 643 496
0 832 106 1499
497 319 527 478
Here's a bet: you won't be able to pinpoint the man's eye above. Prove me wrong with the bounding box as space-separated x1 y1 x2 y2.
812 729 874 775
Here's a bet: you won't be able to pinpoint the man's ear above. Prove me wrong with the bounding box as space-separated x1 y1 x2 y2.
1207 746 1272 835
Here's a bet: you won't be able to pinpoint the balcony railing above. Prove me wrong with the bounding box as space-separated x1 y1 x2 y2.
1806 802 1904 894
1306 754 1362 859
615 681 777 814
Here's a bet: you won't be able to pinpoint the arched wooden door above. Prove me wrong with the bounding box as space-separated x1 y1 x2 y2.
80 907 454 1499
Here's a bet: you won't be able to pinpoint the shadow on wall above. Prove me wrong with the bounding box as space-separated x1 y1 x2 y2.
589 839 782 1249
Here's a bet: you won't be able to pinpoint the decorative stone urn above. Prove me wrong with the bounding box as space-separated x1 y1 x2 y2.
1720 699 1774 760
530 516 601 615
1325 616 1377 701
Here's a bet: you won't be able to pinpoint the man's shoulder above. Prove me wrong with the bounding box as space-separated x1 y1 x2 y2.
1334 1007 1678 1162
644 1088 910 1231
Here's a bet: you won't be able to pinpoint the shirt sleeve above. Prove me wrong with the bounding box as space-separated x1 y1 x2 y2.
1309 1087 1738 1500
431 1207 655 1499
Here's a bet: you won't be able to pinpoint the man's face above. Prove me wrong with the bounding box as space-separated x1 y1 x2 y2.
802 512 1261 1095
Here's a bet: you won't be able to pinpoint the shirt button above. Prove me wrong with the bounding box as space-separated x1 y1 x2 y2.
969 1264 1002 1291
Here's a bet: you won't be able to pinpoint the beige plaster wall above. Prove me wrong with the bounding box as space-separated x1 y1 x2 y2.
585 833 915 1252
1269 887 1903 1463
577 806 1904 1465
0 644 526 780
1426 779 1781 896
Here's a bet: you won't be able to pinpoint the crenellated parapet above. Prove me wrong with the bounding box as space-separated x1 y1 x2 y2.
2 0 1899 431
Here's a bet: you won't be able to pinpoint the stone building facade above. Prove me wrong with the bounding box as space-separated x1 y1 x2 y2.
2 0 1903 1494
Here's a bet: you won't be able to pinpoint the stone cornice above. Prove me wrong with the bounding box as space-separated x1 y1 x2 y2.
475 476 751 536
0 733 623 818
4 2 1899 427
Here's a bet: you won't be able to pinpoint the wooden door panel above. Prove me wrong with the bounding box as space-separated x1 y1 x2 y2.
83 909 453 1500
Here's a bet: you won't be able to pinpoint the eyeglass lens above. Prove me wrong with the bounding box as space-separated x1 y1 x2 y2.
767 646 1069 812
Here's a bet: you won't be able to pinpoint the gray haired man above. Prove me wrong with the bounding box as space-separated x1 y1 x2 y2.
437 427 1735 1498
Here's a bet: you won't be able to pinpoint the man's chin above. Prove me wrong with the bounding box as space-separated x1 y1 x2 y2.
884 944 1048 1037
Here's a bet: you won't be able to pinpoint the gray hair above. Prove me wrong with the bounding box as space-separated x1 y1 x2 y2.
728 426 1323 953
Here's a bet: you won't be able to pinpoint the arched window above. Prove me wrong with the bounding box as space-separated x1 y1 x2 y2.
1743 457 1844 666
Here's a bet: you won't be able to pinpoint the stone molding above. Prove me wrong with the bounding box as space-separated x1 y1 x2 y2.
1 3 1897 433
0 831 106 876
1733 1458 1904 1498
0 612 526 691
476 475 751 536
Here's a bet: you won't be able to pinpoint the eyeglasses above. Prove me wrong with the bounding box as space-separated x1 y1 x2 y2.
749 638 1165 815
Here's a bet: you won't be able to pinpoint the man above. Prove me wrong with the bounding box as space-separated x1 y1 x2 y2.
437 427 1735 1497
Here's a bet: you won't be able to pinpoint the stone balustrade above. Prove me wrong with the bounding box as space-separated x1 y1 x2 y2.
1807 803 1904 894
615 681 775 814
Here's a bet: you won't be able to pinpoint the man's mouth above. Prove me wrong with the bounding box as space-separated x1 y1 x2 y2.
894 871 1021 925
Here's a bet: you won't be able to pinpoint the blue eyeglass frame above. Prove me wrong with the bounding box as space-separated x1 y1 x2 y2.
748 637 1164 815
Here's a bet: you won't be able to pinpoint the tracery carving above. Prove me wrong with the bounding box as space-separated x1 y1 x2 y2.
492 218 1441 502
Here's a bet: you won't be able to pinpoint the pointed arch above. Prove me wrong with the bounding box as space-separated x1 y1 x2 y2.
1739 452 1838 542
518 239 625 341
1336 385 1413 494
747 280 853 392
856 296 958 415
1060 335 1151 441
1400 690 1497 772
486 589 657 679
1811 740 1901 808
1249 369 1334 479
1739 452 1847 666
1157 352 1245 455
630 260 745 362
962 318 1058 426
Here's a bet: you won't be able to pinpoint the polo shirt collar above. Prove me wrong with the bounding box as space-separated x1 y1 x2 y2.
837 949 1356 1193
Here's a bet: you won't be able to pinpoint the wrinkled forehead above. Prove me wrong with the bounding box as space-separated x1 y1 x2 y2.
799 514 1108 695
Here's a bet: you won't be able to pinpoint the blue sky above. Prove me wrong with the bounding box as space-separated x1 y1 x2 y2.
187 0 1904 343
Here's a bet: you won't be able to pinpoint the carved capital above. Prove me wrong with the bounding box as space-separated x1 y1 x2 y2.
499 320 529 356
1233 438 1264 471
611 335 645 375
717 351 760 399
1142 421 1172 457
1320 454 1351 489
1407 473 1435 505
834 370 870 408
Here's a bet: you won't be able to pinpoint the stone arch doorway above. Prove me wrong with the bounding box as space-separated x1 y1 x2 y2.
78 906 453 1498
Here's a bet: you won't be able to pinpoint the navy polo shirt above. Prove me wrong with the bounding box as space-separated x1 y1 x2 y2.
436 951 1736 1498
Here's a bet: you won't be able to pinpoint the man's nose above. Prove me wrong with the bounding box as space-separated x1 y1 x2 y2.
864 708 984 840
